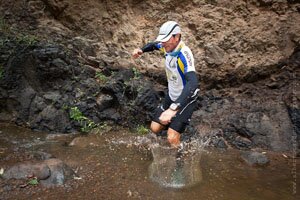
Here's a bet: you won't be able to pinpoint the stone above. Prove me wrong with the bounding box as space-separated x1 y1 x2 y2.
51 58 67 68
212 138 228 149
29 151 54 161
2 158 74 187
69 136 91 147
233 136 252 150
31 105 71 132
41 0 69 18
40 159 75 187
97 93 114 111
43 91 62 102
3 162 51 180
204 44 226 66
240 151 270 166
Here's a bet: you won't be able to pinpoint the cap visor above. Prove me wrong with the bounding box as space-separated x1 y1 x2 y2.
155 34 172 42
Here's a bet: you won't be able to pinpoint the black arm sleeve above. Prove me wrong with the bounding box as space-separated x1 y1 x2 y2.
174 71 199 108
141 42 160 53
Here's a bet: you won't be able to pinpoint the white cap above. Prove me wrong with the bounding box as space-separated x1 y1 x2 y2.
155 21 181 42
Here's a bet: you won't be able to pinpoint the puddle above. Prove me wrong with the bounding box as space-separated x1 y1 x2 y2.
0 123 298 200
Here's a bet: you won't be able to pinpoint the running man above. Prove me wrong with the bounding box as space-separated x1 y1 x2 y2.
132 21 199 147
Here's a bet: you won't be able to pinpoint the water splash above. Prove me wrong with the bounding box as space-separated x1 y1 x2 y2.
148 135 210 188
110 132 210 188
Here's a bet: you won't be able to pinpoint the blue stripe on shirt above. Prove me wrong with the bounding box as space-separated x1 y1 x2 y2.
178 52 188 73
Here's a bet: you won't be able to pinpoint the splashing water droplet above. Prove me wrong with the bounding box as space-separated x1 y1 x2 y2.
109 132 210 188
149 135 210 188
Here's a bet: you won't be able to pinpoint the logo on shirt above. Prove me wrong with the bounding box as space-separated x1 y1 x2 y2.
166 69 178 84
168 57 177 68
183 51 192 66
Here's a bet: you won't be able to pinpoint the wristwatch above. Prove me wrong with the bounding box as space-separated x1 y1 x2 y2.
169 103 180 111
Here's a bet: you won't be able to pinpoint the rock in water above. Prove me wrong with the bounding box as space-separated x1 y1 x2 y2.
240 151 270 167
3 162 51 180
40 159 75 187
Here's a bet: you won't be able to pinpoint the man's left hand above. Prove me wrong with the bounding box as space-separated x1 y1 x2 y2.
159 109 177 125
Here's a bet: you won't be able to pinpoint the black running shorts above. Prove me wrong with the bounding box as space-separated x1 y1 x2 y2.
152 94 197 133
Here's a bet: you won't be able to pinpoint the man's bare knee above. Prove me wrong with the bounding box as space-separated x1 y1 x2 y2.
150 121 164 133
167 129 180 147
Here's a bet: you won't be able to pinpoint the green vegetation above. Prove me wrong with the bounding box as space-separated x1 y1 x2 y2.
0 17 38 47
92 122 112 135
123 67 143 94
69 106 112 134
62 104 69 110
0 18 9 34
81 121 97 133
28 177 39 186
70 107 87 122
132 67 140 80
95 71 108 83
69 106 97 133
98 122 108 131
136 125 149 135
16 34 38 46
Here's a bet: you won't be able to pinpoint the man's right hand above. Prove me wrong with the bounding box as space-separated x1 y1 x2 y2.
159 109 177 125
132 48 143 59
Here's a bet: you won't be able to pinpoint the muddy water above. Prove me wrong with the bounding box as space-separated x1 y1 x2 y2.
0 123 298 200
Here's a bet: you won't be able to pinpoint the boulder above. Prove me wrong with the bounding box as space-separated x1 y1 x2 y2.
3 162 50 180
3 158 75 187
240 151 270 166
40 159 75 187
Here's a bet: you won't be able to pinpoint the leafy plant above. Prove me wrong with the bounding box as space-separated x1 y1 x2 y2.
70 107 87 122
95 71 108 83
136 125 149 135
81 120 97 133
132 67 140 80
1 16 39 46
17 34 38 46
0 18 9 34
92 122 112 135
69 106 98 133
28 177 38 186
0 17 38 48
98 122 108 130
62 104 69 110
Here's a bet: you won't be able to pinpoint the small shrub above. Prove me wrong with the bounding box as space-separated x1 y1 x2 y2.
16 34 38 46
81 120 97 133
132 67 140 80
136 125 149 135
70 107 87 122
0 18 9 34
69 106 98 133
28 177 39 186
92 122 112 135
95 71 108 83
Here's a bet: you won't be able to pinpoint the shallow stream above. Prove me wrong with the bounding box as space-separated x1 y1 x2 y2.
0 123 298 200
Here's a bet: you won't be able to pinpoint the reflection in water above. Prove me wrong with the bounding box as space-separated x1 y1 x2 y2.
149 137 208 188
